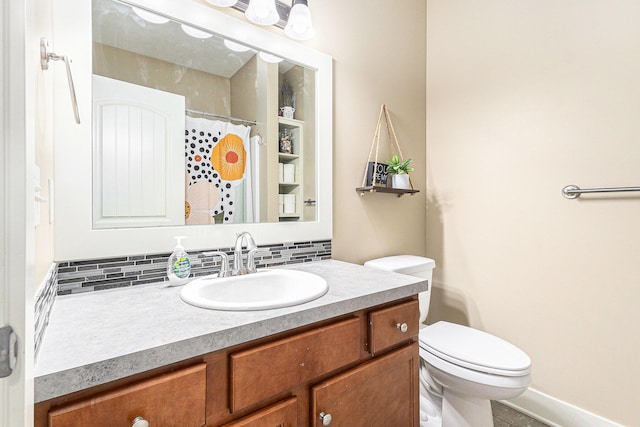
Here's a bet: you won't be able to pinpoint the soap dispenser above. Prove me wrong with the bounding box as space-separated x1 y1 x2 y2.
167 236 191 286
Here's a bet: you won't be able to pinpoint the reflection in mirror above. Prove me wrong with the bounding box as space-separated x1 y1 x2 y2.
92 0 317 229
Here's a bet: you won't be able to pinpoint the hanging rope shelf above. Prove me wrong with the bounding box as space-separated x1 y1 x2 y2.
356 104 419 197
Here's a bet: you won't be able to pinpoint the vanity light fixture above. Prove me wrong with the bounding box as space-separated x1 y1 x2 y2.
131 6 170 24
208 0 316 40
205 0 239 6
284 0 314 40
245 0 280 26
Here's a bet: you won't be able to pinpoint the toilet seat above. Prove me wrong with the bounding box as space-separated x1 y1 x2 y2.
419 321 531 377
419 346 531 392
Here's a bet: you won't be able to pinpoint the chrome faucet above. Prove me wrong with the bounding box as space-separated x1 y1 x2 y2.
233 232 259 275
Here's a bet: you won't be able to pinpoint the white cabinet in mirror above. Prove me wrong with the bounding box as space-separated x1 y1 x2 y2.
52 0 332 260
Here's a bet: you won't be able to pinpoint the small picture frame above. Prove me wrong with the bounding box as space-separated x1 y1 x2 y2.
365 161 389 187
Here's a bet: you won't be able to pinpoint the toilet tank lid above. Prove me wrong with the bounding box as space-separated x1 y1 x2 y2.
364 255 436 275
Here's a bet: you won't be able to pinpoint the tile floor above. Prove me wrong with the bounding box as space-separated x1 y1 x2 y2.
492 401 550 427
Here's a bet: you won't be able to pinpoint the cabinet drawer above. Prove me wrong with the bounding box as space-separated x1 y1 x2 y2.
48 364 206 427
222 397 297 427
230 317 360 412
368 300 419 354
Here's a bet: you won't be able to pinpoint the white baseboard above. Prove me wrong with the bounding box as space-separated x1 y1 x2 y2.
501 388 624 427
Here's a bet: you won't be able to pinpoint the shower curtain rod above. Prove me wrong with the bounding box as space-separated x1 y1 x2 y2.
186 108 258 125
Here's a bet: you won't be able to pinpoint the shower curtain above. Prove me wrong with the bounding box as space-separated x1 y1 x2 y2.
184 116 254 225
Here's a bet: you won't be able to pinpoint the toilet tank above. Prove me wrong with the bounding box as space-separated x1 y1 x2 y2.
364 255 436 324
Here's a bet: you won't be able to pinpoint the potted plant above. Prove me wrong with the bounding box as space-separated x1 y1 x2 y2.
385 154 414 189
280 79 295 119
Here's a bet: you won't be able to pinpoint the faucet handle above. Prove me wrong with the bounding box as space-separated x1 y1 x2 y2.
202 251 231 277
246 248 268 274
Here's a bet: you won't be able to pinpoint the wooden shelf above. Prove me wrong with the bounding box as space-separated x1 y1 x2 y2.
356 186 420 197
278 152 299 160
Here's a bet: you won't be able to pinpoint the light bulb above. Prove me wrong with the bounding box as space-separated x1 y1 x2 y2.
285 0 314 40
131 7 170 24
224 39 252 52
245 0 279 26
259 52 283 63
205 0 238 6
181 24 213 39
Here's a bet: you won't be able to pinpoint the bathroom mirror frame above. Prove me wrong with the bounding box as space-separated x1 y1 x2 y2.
52 0 332 261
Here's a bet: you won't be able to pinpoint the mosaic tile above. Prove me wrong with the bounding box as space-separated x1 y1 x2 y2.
56 239 332 295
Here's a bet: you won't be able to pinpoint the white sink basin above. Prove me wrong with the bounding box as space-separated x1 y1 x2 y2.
180 269 328 311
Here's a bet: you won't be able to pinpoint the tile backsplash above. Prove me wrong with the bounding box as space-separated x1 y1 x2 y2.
34 264 58 360
56 239 332 295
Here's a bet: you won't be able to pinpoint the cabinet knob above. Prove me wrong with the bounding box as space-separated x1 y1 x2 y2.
319 412 333 426
396 322 408 333
132 416 149 427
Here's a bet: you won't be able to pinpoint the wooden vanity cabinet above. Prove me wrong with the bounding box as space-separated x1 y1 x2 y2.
35 298 420 427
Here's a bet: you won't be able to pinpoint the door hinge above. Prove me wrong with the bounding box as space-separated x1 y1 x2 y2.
0 325 17 378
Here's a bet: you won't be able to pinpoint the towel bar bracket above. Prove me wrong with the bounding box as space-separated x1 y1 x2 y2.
562 185 581 199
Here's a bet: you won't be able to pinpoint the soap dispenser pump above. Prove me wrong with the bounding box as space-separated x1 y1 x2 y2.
167 236 191 286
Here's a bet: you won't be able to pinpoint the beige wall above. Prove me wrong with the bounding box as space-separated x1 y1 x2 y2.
93 43 231 114
310 0 428 263
427 1 640 425
230 55 258 127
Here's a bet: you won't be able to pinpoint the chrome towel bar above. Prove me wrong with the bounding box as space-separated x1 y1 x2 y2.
562 184 640 199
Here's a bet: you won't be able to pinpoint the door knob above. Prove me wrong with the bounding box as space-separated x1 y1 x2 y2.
132 416 149 427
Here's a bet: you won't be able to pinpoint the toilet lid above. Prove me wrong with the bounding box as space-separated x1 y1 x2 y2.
420 321 531 376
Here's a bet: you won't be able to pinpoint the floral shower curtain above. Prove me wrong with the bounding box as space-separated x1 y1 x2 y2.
184 116 253 225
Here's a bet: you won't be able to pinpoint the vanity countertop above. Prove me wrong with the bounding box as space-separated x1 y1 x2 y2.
34 259 427 403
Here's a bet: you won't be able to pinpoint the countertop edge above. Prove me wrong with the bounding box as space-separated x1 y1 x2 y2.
34 277 427 403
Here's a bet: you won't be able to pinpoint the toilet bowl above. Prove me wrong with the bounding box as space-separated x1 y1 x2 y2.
364 256 531 427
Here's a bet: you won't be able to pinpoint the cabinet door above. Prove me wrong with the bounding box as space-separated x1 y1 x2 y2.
48 364 206 427
222 397 297 427
311 343 419 427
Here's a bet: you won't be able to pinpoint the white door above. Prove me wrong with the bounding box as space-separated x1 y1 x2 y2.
1 0 34 426
92 75 186 229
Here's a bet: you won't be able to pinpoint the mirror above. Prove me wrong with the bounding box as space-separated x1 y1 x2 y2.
93 0 316 227
53 0 332 260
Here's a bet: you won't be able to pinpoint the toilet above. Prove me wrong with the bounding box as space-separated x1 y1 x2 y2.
364 255 531 427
